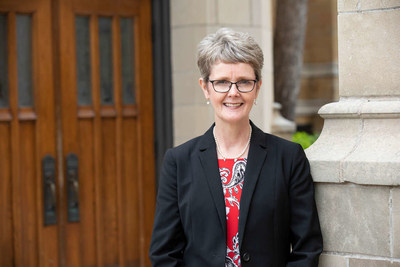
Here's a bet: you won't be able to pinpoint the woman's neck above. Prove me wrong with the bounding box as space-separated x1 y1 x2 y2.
214 119 251 159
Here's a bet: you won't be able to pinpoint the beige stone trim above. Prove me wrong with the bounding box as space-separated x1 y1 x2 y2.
306 98 400 185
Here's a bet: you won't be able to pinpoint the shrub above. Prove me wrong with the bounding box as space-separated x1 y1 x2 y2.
292 131 319 150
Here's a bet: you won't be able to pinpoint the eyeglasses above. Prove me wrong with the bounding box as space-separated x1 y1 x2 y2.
209 79 257 93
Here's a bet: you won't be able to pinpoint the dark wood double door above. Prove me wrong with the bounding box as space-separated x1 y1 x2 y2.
0 0 155 266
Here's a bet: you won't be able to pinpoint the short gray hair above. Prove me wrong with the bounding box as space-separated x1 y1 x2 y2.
197 28 264 81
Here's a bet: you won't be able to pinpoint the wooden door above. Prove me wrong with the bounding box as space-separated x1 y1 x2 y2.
0 0 155 266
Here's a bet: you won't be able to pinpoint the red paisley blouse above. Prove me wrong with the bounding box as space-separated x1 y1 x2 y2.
218 158 247 267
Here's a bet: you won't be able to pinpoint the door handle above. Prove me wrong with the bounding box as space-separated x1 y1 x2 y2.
66 153 80 222
42 155 57 225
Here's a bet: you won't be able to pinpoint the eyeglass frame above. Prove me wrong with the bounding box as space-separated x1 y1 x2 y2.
208 79 258 93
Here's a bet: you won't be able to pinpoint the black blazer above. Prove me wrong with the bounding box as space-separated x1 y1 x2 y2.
149 122 323 266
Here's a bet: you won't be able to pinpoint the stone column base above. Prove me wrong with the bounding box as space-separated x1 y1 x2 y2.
306 97 400 186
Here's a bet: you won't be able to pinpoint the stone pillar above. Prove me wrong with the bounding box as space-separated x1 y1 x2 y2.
306 1 400 266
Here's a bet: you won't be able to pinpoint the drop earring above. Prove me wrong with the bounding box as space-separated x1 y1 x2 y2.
254 99 257 105
206 99 210 105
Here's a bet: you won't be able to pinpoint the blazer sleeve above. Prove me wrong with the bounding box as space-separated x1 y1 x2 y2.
287 144 323 267
149 149 186 266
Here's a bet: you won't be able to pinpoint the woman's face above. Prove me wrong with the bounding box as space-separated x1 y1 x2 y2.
200 62 261 125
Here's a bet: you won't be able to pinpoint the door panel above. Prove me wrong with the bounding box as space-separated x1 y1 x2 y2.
77 119 97 266
0 0 59 266
0 13 12 266
0 123 13 267
18 122 39 266
122 121 141 266
100 119 119 265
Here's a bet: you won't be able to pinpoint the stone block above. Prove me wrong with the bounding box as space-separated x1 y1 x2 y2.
217 0 251 25
170 0 217 26
251 0 273 28
173 105 214 146
394 188 400 257
342 115 400 185
348 258 400 267
338 9 400 97
315 183 391 256
172 70 205 106
319 253 347 267
338 0 400 12
171 26 209 73
251 0 262 26
261 28 274 73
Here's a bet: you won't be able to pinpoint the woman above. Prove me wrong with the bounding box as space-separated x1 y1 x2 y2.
149 28 323 266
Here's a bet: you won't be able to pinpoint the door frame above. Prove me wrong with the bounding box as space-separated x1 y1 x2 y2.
151 0 173 186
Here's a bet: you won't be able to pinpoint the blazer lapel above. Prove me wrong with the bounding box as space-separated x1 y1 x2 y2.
198 125 227 236
238 122 268 246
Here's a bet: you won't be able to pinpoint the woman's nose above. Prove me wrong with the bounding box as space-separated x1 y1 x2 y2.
227 83 240 96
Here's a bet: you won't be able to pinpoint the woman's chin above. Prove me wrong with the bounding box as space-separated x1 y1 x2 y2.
217 114 250 125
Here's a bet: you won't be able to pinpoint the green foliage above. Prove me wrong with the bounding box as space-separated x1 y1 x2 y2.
292 131 319 150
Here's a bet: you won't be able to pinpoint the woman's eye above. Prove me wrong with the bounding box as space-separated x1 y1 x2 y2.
238 80 251 85
215 80 229 85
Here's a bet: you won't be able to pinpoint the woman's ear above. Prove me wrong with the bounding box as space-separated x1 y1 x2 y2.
255 79 262 98
199 78 210 99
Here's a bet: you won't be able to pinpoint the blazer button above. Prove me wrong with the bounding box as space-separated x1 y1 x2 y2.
242 252 250 262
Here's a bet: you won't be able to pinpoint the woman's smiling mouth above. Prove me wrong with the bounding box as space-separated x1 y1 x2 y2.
224 103 243 107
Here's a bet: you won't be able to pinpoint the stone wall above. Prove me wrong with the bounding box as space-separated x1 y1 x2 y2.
306 1 400 266
170 0 274 145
